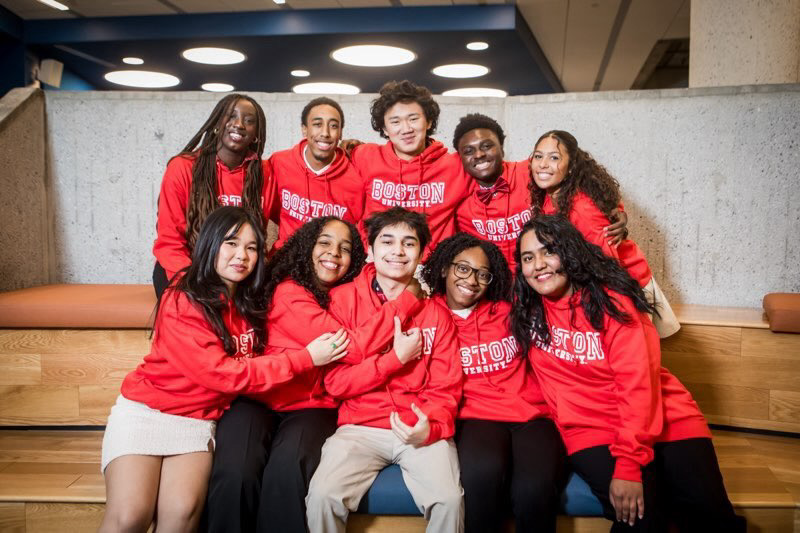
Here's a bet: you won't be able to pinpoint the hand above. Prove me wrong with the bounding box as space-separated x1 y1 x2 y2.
609 478 644 526
605 207 629 247
339 138 363 158
306 328 349 366
393 316 422 364
389 404 430 446
404 277 425 300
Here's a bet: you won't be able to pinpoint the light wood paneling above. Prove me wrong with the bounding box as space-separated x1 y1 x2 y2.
706 415 800 435
0 330 150 356
78 386 118 418
25 503 104 532
0 354 41 385
742 328 800 360
771 390 800 425
681 382 769 419
0 502 25 533
41 352 142 385
0 386 79 418
663 354 800 393
661 324 742 357
671 304 768 329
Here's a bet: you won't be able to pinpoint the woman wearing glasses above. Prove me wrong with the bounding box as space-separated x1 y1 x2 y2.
422 233 566 533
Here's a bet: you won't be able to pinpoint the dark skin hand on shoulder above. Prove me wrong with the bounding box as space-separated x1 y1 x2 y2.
605 208 628 246
339 139 363 158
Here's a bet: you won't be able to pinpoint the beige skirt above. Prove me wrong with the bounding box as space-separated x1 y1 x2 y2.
101 395 215 473
643 277 681 339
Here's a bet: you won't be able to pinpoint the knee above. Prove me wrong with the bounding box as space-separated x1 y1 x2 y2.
511 475 558 512
305 475 345 516
435 483 465 512
460 458 505 494
101 505 153 533
157 494 205 529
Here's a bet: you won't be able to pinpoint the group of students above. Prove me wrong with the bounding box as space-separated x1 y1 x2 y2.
99 80 745 533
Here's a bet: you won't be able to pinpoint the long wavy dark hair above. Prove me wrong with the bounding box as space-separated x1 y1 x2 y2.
262 217 367 326
175 94 268 251
158 206 268 355
510 215 654 355
528 130 621 220
421 232 512 303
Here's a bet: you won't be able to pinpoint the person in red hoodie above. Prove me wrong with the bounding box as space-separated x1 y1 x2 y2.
152 94 274 297
453 114 628 272
206 215 425 533
529 130 679 338
307 207 465 533
510 214 744 532
349 80 471 254
269 97 365 249
100 207 346 533
420 232 566 533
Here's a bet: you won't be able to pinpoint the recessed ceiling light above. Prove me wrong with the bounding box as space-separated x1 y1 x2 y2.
182 47 245 65
432 64 489 78
442 87 507 98
273 0 286 3
466 42 489 51
36 0 69 10
122 57 144 65
331 45 416 67
202 83 234 92
291 70 310 77
104 70 180 89
293 82 360 95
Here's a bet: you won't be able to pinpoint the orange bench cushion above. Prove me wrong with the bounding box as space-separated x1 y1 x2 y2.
0 284 155 328
763 293 800 333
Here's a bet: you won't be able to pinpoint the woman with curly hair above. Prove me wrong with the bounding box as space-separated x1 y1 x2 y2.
206 216 425 533
529 130 679 337
152 94 273 298
420 232 565 532
510 214 743 532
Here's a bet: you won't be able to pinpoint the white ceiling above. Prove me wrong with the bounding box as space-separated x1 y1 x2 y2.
2 0 690 92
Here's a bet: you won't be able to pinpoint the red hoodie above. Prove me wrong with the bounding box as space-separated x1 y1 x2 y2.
351 141 470 254
432 296 549 423
153 153 275 278
455 160 532 271
269 141 365 249
543 192 652 287
324 264 463 445
121 289 313 420
252 278 424 411
528 291 710 482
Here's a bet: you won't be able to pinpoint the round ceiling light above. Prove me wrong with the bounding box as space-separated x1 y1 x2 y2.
182 47 245 65
432 64 489 78
292 82 360 95
104 70 180 89
122 57 144 65
442 87 508 98
466 42 489 51
331 45 416 67
291 69 310 77
202 83 234 92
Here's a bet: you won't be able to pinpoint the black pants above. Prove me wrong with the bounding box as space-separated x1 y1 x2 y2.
456 417 566 533
153 261 169 300
570 438 745 533
205 397 338 533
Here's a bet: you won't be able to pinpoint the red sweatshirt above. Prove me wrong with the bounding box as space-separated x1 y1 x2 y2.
351 141 470 254
528 291 710 482
325 264 463 444
153 153 275 278
455 160 532 271
121 289 313 420
269 141 365 249
543 192 652 287
252 278 424 411
433 296 549 423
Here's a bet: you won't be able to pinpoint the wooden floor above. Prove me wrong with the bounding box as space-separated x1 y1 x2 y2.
0 429 798 532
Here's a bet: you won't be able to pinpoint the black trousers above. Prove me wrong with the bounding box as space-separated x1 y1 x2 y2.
152 261 169 300
569 438 745 533
205 397 338 533
456 417 566 533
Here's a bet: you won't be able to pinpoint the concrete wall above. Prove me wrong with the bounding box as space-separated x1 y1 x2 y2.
41 85 800 307
0 87 49 291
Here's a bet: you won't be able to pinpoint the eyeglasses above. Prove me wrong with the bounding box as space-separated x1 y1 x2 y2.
451 262 493 285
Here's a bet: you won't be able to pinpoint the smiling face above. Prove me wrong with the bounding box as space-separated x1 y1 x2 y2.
457 128 505 186
444 246 491 310
382 101 431 161
302 104 342 170
311 220 354 289
215 222 258 294
531 136 570 197
519 229 572 300
369 222 422 282
217 99 258 165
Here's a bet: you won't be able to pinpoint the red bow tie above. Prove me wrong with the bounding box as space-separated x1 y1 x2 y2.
475 177 510 204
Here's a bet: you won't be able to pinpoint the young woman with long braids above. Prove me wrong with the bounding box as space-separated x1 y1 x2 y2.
152 94 273 297
529 130 679 337
421 233 565 533
99 207 346 533
206 216 426 533
510 214 744 532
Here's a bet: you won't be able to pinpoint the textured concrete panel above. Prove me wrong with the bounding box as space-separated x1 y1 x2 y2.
0 87 48 291
43 86 800 308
